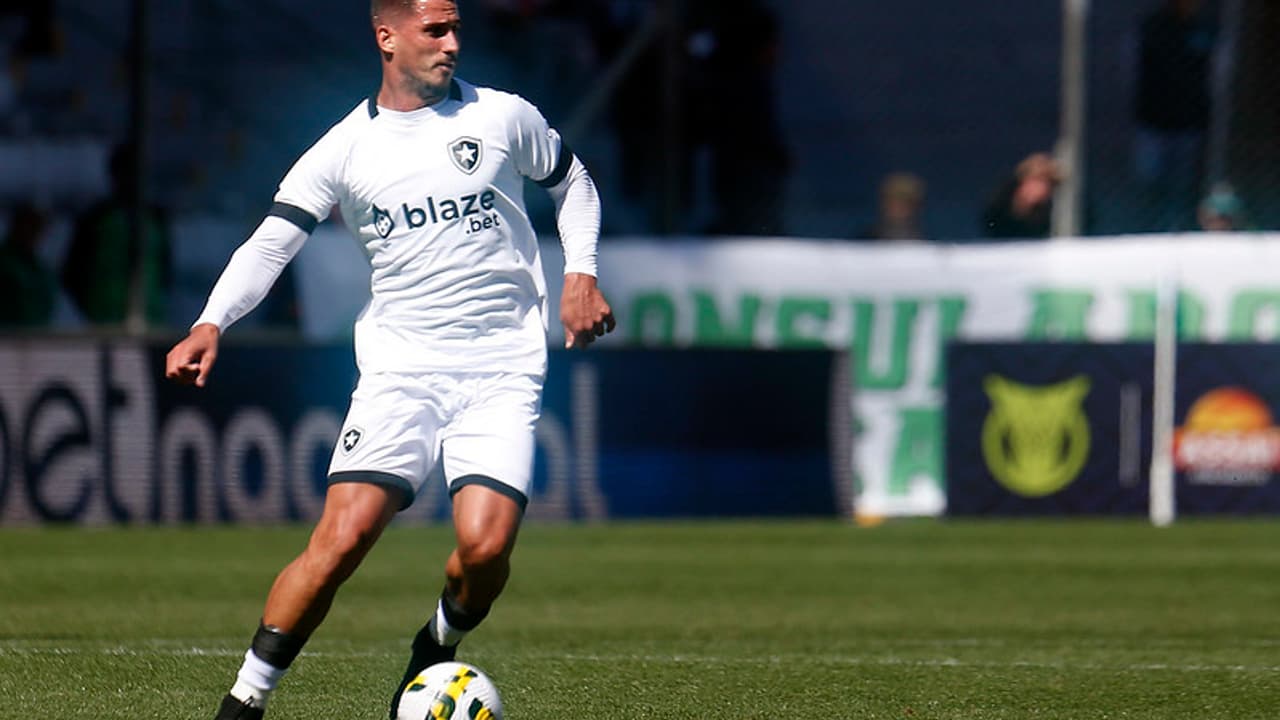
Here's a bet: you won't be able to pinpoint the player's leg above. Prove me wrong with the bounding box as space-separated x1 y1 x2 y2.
389 483 524 717
445 482 524 613
388 371 539 718
218 372 439 720
216 482 404 720
263 484 402 633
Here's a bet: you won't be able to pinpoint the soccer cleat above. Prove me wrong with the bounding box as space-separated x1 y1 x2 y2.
388 628 457 719
214 693 264 720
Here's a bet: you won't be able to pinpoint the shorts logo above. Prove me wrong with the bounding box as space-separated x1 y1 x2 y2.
449 137 482 175
341 427 364 454
372 204 395 239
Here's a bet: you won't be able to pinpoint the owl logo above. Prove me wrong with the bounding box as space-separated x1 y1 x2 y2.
981 375 1092 497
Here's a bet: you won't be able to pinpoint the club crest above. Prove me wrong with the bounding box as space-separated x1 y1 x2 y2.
341 427 364 454
372 204 395 239
448 137 483 175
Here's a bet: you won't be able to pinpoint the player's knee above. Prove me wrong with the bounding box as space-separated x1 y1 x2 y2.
455 533 510 574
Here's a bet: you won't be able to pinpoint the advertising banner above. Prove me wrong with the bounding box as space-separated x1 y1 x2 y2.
533 234 1280 517
946 342 1280 516
945 343 1154 516
0 341 844 525
1171 344 1280 514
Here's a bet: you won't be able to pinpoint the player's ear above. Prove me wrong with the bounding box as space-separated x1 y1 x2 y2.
376 25 395 54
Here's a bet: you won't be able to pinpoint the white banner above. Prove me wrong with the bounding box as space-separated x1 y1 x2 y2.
536 234 1280 517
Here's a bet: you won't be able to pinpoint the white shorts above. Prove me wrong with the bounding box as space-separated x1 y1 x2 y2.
327 370 543 511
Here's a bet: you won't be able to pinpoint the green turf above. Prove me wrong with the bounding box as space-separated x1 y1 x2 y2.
1 519 1278 719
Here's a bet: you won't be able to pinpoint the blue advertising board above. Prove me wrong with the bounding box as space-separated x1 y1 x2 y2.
947 342 1280 516
0 340 843 524
945 343 1155 516
543 349 841 519
1169 344 1280 514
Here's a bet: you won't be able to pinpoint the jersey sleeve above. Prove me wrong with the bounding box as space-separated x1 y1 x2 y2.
270 123 349 231
508 96 599 276
192 216 309 331
190 118 353 331
509 97 573 188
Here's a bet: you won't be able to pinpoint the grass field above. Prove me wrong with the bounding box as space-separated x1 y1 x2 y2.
2 519 1278 719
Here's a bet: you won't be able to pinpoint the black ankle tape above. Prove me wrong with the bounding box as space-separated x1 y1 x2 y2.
441 588 489 632
250 622 307 669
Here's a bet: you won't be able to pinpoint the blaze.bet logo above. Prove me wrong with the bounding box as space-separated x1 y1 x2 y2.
1174 387 1280 485
369 189 502 239
981 374 1092 498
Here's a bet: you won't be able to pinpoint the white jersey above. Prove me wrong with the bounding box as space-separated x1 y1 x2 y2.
196 78 598 376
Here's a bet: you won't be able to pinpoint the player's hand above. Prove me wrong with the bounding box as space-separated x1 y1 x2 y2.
560 273 615 349
165 323 221 387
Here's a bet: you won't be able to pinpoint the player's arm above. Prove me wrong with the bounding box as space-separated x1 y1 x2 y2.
164 210 313 386
539 151 614 348
512 97 615 348
167 116 345 387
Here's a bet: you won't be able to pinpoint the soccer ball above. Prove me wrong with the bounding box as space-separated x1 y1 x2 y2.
395 661 504 720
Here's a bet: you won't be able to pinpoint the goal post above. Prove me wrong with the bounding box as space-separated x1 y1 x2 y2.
1149 271 1179 527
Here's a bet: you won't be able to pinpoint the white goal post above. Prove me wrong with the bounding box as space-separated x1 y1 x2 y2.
1149 272 1179 527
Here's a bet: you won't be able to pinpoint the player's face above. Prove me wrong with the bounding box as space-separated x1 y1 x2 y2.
383 0 461 98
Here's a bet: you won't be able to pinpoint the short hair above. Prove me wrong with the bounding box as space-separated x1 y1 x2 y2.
371 0 414 25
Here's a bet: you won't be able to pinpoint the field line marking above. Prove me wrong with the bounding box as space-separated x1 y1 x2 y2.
0 644 1277 674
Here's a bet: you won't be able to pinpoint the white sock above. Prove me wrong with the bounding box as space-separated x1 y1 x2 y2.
229 649 288 708
429 599 469 647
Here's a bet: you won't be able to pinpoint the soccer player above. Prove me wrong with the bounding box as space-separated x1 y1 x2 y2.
163 1 615 718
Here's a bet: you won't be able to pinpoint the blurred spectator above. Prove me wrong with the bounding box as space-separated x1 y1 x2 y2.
474 0 599 120
62 144 173 327
981 152 1061 240
586 1 691 233
2 2 57 57
858 172 928 241
693 0 789 236
583 0 788 236
1133 0 1216 232
0 0 68 136
1197 182 1248 232
0 203 57 328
